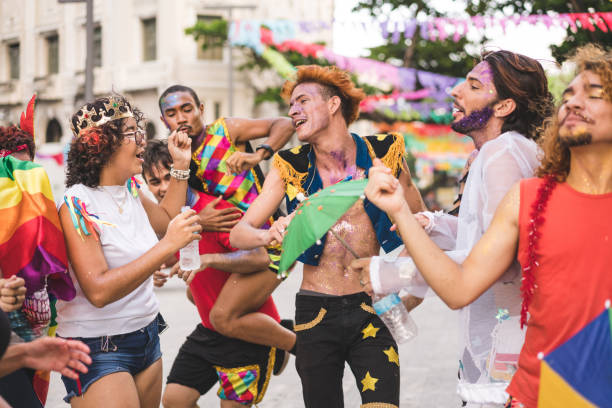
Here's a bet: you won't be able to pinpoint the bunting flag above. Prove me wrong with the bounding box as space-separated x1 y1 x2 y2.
374 122 474 184
378 11 612 44
0 156 75 301
252 28 461 94
229 12 612 47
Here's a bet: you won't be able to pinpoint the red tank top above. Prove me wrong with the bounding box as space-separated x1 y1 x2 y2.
507 178 612 407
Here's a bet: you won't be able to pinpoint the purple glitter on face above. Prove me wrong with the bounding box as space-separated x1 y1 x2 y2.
451 106 494 134
161 94 182 111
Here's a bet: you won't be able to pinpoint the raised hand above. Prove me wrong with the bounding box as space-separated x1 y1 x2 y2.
198 196 242 232
167 129 192 170
225 151 261 175
0 276 26 313
364 159 408 215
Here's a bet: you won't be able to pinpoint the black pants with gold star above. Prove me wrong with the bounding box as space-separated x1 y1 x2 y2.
295 291 400 408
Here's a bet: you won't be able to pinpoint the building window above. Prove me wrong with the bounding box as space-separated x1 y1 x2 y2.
145 122 156 140
46 118 62 143
93 25 102 67
142 18 156 61
8 43 20 80
196 15 223 60
47 34 59 74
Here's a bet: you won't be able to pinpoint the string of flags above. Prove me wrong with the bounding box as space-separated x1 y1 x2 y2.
230 11 612 47
377 11 612 43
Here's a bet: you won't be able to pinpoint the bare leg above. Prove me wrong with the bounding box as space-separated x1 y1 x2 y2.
134 359 163 408
70 372 140 408
162 383 200 408
209 269 296 351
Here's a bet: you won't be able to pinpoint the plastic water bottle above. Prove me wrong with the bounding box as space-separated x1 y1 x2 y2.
373 293 418 344
179 206 200 271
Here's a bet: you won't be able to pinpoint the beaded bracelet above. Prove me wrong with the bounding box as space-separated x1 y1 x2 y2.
170 166 190 180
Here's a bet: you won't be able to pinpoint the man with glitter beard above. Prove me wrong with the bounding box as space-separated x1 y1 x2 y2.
229 65 426 408
357 44 612 408
352 50 554 407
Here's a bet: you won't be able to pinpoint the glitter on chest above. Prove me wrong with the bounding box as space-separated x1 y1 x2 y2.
316 200 378 278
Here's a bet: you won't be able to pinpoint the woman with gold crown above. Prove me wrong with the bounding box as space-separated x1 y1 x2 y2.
56 94 200 407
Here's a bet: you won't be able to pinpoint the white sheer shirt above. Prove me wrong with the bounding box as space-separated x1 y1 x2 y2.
370 131 540 405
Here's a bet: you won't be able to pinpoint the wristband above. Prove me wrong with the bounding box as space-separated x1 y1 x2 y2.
170 166 190 180
256 144 274 160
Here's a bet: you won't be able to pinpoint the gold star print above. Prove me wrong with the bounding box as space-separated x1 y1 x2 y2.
361 323 380 339
383 346 399 366
361 371 378 392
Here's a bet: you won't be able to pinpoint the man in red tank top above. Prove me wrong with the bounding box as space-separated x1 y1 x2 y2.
359 45 612 408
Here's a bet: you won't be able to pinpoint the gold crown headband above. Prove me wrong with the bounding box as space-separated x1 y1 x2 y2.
71 95 134 137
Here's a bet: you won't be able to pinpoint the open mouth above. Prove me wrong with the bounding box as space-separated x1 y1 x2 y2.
178 125 191 133
294 119 307 129
136 152 144 160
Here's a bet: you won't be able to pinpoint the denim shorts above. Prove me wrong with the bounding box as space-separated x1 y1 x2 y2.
60 313 166 403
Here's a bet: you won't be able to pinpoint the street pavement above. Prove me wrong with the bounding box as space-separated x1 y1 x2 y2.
46 263 461 407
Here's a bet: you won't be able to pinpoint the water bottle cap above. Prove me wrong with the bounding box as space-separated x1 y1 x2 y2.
181 206 191 212
373 293 402 315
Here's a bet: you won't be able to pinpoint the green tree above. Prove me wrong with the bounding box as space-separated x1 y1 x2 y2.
496 0 612 62
353 1 498 77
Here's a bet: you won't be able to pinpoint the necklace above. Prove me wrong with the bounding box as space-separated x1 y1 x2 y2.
102 186 128 214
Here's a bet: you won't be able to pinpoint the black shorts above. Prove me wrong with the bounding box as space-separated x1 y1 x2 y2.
167 324 276 405
295 291 400 408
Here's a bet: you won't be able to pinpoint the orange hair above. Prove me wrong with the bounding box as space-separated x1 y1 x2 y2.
536 44 612 181
281 65 365 125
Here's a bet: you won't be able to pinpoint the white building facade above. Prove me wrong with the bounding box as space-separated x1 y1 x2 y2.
0 0 333 193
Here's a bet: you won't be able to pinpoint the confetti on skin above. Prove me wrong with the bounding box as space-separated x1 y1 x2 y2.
471 61 495 90
160 93 182 111
300 169 379 293
317 205 323 210
451 106 494 134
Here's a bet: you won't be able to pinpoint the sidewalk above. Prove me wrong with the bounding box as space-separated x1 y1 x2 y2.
46 265 461 407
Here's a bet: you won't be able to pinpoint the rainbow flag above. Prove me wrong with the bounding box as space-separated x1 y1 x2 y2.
538 304 612 407
0 156 75 301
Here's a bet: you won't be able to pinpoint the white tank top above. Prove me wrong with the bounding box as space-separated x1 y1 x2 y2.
56 183 159 337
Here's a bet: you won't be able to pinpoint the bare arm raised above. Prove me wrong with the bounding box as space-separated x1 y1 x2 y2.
229 165 288 249
171 247 270 285
361 160 520 309
140 130 192 235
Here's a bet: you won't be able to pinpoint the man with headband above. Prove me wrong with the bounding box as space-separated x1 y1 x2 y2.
352 50 554 407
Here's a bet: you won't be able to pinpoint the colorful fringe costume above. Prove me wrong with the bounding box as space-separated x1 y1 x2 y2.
191 118 263 212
